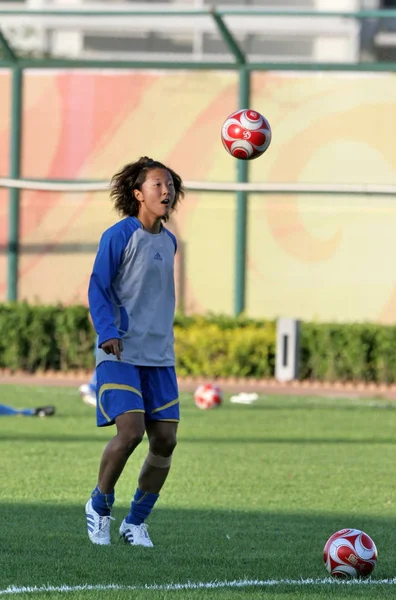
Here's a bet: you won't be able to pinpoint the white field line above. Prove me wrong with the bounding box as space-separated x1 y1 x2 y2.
2 578 396 595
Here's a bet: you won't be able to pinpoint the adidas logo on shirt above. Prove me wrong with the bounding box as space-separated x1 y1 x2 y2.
153 252 163 261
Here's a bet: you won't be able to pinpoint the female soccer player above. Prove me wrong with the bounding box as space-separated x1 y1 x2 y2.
86 156 184 547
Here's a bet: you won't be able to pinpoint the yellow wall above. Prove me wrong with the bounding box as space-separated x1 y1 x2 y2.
1 70 396 323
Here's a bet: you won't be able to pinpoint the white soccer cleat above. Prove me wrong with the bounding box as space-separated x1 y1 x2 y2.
85 499 114 545
119 520 154 547
79 384 97 407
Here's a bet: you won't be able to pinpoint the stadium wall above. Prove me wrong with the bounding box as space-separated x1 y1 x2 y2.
1 69 396 323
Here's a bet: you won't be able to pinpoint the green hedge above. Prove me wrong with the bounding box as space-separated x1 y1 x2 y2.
0 303 93 372
1 302 396 383
174 317 276 378
300 322 396 383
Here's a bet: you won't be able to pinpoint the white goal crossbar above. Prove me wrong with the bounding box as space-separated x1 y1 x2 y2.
1 178 396 195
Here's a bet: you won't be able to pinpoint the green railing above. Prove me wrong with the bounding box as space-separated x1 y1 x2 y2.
1 7 396 313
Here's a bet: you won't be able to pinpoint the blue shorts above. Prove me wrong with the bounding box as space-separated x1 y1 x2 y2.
95 361 179 427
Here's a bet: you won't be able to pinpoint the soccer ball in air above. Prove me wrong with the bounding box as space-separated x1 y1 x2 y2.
221 108 271 160
323 528 377 578
194 384 223 410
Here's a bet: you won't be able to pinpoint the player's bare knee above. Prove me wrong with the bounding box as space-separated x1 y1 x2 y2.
117 429 144 454
149 435 177 457
115 413 145 451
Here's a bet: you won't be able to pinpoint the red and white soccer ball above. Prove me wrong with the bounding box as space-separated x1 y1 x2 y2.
221 108 271 160
323 528 378 579
194 384 223 410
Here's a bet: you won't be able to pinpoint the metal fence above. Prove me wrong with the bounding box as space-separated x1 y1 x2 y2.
1 6 396 314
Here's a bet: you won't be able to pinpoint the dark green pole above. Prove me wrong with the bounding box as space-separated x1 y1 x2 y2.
1 29 22 302
210 10 250 316
8 65 23 302
234 66 250 316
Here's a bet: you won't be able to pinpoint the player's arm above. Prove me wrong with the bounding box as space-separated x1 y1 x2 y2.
88 228 126 359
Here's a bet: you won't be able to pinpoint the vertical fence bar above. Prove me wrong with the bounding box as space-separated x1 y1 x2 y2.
8 66 23 302
234 66 250 316
210 10 249 316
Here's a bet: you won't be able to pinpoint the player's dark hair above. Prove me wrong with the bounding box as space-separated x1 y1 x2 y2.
110 156 185 221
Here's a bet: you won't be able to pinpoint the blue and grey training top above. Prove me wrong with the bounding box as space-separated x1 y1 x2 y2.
88 216 177 367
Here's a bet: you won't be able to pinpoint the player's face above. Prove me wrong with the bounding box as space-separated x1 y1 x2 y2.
135 168 176 220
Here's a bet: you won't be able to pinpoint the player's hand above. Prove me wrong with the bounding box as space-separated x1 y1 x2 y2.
100 338 123 360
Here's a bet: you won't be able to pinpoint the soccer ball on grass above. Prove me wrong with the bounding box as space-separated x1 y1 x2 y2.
323 528 377 578
194 384 223 410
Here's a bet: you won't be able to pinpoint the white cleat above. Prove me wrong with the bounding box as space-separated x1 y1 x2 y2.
119 520 154 547
79 384 97 407
85 498 114 545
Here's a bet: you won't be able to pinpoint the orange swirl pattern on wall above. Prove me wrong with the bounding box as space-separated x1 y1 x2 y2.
1 71 396 323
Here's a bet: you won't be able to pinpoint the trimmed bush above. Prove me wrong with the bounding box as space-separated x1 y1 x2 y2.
0 303 94 372
174 321 276 378
1 302 396 383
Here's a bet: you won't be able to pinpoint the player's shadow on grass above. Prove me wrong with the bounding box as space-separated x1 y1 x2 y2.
0 504 394 590
231 403 396 412
2 432 396 445
180 436 396 445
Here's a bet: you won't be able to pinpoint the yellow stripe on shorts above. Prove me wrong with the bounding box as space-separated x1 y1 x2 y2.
151 398 179 414
98 383 143 423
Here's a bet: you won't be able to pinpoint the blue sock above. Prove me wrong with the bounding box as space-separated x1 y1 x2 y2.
21 408 35 416
0 404 34 416
91 486 114 516
125 488 159 525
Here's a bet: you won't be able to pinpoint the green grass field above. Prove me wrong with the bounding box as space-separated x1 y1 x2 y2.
1 384 396 599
